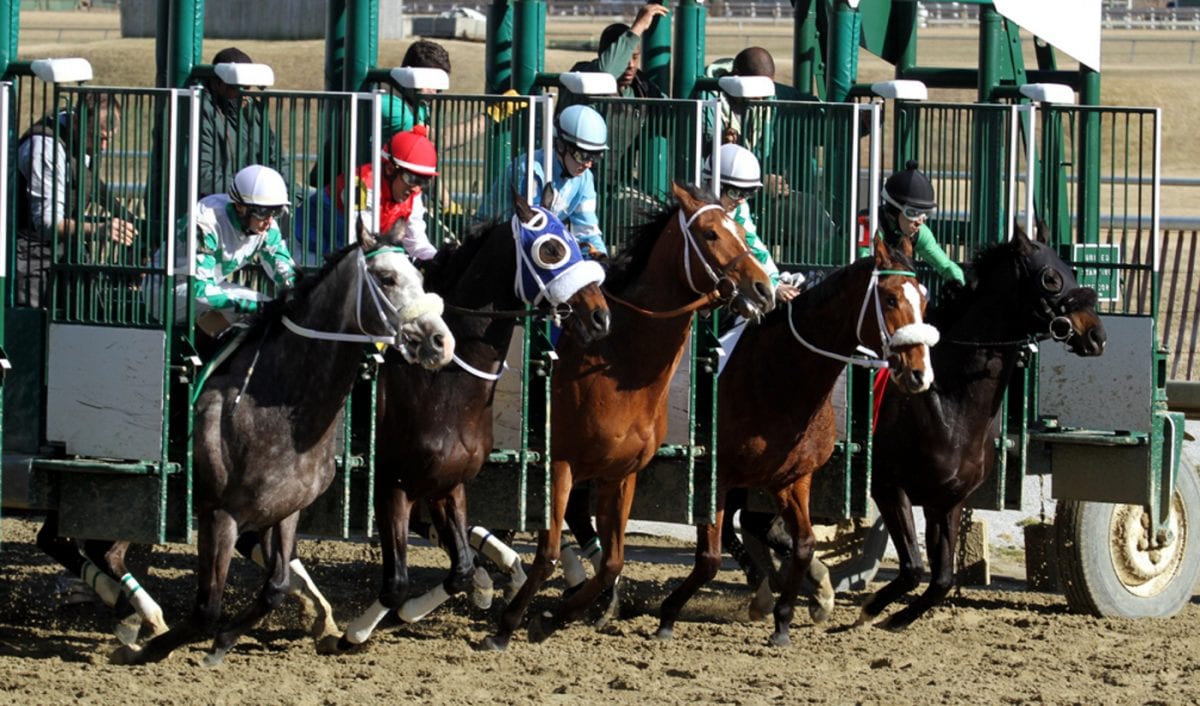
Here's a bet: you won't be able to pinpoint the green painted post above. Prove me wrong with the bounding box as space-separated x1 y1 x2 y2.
642 1 671 95
893 0 918 79
671 0 704 100
972 5 1006 245
0 0 18 79
793 0 817 97
826 0 859 103
343 0 377 91
511 0 545 95
486 1 513 94
165 0 203 88
324 0 347 92
1076 67 1101 246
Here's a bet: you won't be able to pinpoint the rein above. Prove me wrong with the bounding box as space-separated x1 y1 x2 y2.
601 203 749 319
785 267 927 369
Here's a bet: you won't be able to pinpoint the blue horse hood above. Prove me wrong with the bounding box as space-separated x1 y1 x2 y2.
512 206 605 306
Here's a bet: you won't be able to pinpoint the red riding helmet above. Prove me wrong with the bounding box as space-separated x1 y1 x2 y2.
384 124 439 176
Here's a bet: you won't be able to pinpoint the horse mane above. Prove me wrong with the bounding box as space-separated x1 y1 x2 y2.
245 242 359 334
927 238 1018 327
605 184 720 294
419 219 503 291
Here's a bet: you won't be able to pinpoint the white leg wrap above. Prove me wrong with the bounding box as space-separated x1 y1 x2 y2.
344 600 391 645
469 526 520 572
560 544 587 588
398 585 450 623
580 536 604 573
80 560 121 607
471 567 494 610
120 573 165 629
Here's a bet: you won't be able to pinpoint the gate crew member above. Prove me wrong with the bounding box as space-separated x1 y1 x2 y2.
180 164 296 337
476 104 609 260
296 126 440 262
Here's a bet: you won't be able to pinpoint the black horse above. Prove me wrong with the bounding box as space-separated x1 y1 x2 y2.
111 221 455 665
330 192 612 649
860 221 1106 629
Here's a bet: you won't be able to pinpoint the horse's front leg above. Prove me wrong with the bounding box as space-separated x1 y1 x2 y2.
111 509 238 665
860 478 924 626
236 530 336 645
83 540 169 646
482 461 570 651
771 478 826 647
205 519 297 666
882 504 961 630
655 506 724 641
556 472 637 631
398 488 475 622
339 486 414 649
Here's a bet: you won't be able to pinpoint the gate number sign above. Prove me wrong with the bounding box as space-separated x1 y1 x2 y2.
1072 243 1120 303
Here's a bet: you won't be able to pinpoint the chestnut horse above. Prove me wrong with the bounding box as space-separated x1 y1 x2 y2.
111 222 455 665
482 182 776 650
655 237 938 646
331 194 612 649
861 221 1106 629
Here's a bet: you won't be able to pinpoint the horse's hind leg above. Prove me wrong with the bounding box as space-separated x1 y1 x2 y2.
112 510 238 665
205 518 296 666
36 513 116 606
880 505 960 630
556 473 636 632
84 540 169 645
771 479 827 647
340 487 414 649
655 516 723 641
398 490 474 622
859 482 924 626
234 531 336 643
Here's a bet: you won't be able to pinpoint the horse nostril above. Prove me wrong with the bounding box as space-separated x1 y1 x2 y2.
432 333 445 351
594 308 611 333
755 281 771 302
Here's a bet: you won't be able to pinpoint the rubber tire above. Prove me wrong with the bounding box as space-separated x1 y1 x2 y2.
1055 461 1200 618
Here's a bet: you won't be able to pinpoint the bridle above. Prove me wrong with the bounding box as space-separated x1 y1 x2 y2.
282 246 443 346
604 204 755 318
786 267 938 368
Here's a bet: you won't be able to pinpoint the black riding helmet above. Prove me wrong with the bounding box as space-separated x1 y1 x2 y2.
883 160 937 212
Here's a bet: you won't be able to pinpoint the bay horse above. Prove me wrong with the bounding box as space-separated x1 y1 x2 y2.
654 236 939 646
331 192 612 649
482 181 776 650
861 221 1106 629
110 219 455 665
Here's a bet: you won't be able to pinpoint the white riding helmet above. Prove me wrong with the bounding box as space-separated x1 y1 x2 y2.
557 104 608 152
703 143 764 190
229 165 290 209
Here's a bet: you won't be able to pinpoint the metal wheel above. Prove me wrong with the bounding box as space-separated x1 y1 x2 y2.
1055 461 1200 618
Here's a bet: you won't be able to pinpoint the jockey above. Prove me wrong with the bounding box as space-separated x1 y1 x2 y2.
182 164 297 335
476 104 608 260
703 143 802 304
868 159 965 286
297 125 440 262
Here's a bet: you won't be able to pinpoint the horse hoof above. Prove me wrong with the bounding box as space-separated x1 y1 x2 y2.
854 606 879 628
808 597 834 625
114 615 142 647
652 626 674 641
748 580 772 622
528 612 558 643
201 649 227 668
479 635 509 652
108 644 142 665
767 631 791 648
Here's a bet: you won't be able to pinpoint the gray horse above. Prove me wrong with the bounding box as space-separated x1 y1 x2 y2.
112 220 454 666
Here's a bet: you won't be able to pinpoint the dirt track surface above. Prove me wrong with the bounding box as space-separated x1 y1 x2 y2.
2 516 1200 705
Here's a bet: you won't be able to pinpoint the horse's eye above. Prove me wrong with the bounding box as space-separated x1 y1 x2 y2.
704 229 718 242
886 295 899 308
377 274 396 287
1040 267 1064 294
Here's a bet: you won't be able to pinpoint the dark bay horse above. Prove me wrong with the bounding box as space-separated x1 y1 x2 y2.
861 221 1106 629
655 237 939 646
331 194 612 649
111 221 455 665
483 182 776 650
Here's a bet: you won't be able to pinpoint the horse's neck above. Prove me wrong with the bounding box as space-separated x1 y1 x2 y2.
928 280 1026 412
783 263 877 381
438 242 520 370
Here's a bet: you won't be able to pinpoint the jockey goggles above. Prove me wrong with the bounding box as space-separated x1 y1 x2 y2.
247 205 285 220
722 184 759 202
564 142 604 165
883 191 934 222
394 167 432 189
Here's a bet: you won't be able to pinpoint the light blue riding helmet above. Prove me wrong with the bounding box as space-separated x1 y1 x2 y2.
557 104 608 152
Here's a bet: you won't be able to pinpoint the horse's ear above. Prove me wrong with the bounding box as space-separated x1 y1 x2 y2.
873 234 895 268
670 181 695 210
512 185 536 224
357 214 378 251
1034 218 1050 244
1012 220 1035 250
